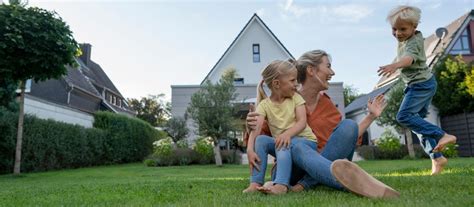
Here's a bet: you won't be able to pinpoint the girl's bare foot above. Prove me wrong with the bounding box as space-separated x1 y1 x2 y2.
257 183 288 195
290 183 305 193
431 156 448 175
242 182 261 193
433 134 456 152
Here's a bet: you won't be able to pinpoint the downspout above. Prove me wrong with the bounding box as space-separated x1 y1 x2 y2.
67 85 74 104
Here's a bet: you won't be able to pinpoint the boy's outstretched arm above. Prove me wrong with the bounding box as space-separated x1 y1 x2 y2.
378 56 414 76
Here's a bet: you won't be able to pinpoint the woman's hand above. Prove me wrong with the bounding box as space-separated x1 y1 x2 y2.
367 94 387 118
247 150 261 171
275 134 291 150
246 104 258 131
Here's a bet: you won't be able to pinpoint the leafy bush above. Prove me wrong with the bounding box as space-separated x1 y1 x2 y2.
221 149 242 164
94 111 163 163
143 159 156 167
355 145 376 160
148 148 200 166
176 139 189 149
442 143 459 158
153 137 173 156
376 129 402 152
193 137 214 164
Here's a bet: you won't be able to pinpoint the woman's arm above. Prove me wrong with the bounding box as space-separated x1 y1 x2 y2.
276 104 307 149
247 115 264 171
358 94 387 137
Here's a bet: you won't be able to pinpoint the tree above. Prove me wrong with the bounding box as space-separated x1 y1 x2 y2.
0 76 18 111
165 117 189 143
376 80 415 158
0 2 80 174
127 94 170 127
343 84 364 106
433 55 474 116
186 69 239 166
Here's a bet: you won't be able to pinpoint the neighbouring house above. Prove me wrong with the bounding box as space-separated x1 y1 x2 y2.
345 10 474 153
171 14 345 145
24 43 135 128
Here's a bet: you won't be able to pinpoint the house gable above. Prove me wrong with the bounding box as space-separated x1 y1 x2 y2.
201 13 294 85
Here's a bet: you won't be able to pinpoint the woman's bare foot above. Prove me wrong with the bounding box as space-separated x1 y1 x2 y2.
242 182 261 193
257 183 288 195
431 156 448 175
433 134 457 152
290 183 305 193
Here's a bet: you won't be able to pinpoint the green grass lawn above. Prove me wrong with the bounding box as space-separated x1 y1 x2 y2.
1 158 473 206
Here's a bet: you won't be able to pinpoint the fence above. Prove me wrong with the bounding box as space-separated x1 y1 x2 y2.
441 112 474 157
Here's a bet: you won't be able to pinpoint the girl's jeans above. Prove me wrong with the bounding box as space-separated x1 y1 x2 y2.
289 119 359 190
397 76 445 159
250 135 297 187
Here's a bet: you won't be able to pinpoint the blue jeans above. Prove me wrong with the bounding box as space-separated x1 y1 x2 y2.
250 135 293 187
276 119 358 190
397 76 445 159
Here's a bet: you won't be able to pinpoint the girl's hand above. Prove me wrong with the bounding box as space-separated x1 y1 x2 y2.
378 64 397 77
247 151 261 171
275 134 291 150
367 94 387 118
245 104 258 131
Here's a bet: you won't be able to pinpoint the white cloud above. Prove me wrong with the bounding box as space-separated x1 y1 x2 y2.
278 0 373 23
256 8 265 17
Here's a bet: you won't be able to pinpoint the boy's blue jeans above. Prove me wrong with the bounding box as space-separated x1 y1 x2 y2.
396 76 445 159
250 135 294 187
289 119 359 190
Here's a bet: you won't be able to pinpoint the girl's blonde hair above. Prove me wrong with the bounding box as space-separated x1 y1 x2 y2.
386 5 421 26
294 50 330 83
256 60 297 105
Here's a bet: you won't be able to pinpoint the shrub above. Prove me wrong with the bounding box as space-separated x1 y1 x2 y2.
143 159 156 167
356 145 376 160
94 111 162 163
221 149 242 164
153 137 173 156
377 129 402 152
176 139 189 149
442 143 459 158
193 137 214 164
148 148 198 166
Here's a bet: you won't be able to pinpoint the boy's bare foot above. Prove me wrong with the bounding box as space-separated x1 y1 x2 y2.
331 159 400 199
433 134 457 152
290 183 305 193
431 156 448 175
257 183 288 195
242 182 261 193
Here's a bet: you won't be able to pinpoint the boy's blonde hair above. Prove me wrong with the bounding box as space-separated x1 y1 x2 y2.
257 60 297 105
386 5 421 26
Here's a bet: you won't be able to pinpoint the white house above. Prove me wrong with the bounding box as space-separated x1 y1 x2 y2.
171 14 345 144
345 10 474 145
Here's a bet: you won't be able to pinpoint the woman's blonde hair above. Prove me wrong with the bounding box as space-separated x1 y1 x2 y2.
294 50 330 83
256 60 296 105
386 5 421 26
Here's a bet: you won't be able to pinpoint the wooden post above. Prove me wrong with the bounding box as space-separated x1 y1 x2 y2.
13 80 25 175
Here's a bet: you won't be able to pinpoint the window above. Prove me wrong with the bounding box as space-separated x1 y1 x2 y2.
234 77 244 85
253 44 260 63
450 28 471 55
112 96 116 105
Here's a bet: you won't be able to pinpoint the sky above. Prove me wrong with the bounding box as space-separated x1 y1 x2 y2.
20 0 474 101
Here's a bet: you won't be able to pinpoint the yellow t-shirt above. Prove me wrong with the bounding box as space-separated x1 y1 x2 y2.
256 93 317 142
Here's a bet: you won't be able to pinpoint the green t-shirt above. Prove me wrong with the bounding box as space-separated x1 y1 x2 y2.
256 93 316 142
397 31 432 85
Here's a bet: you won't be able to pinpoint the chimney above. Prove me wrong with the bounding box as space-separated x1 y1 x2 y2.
80 43 92 66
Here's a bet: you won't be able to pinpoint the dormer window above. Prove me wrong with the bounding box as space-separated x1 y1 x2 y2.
450 28 471 55
253 44 260 63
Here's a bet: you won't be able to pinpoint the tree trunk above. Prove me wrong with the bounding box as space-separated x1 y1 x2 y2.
404 128 415 158
213 144 223 166
13 80 25 175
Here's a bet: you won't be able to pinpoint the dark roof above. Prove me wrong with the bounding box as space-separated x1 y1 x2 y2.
201 13 294 84
79 59 123 98
375 10 473 88
345 82 394 115
64 64 102 98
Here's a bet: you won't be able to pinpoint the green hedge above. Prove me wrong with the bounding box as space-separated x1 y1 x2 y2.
0 109 163 174
356 144 429 160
